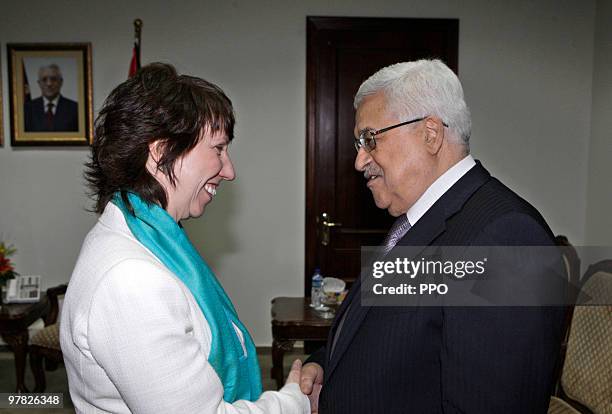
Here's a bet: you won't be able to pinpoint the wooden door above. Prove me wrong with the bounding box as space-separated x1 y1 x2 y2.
305 17 459 293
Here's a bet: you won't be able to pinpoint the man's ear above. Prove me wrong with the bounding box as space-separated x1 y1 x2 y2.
424 117 444 155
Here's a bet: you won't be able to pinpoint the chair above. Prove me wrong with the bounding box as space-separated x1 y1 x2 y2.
551 235 581 369
29 284 67 392
552 235 582 389
555 235 581 291
548 260 612 414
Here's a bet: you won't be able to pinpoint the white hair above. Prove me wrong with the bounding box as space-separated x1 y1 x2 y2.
38 63 63 80
354 59 471 147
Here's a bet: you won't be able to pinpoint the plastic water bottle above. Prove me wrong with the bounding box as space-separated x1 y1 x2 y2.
310 268 323 308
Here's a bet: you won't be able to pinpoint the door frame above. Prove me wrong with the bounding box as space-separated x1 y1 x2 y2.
305 16 459 294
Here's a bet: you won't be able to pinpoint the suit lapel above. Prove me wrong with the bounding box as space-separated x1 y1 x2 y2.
33 98 46 130
399 161 491 247
324 277 356 362
325 162 491 380
53 96 66 129
54 96 63 120
325 275 368 379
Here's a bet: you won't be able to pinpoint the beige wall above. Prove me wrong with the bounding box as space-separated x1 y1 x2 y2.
586 0 612 245
0 0 600 344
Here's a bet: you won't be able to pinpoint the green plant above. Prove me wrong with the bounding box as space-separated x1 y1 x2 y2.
0 242 18 287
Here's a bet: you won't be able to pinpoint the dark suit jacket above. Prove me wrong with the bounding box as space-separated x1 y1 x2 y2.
307 162 565 414
24 95 79 132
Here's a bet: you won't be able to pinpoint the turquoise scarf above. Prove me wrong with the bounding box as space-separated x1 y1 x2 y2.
112 192 263 402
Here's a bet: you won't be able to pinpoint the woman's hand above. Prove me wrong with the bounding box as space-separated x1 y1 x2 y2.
285 359 303 384
286 360 323 413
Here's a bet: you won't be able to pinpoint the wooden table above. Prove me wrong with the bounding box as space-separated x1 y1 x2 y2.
0 295 49 392
270 297 334 389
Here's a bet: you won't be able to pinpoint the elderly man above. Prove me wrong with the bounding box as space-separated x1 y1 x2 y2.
300 59 565 413
24 64 78 132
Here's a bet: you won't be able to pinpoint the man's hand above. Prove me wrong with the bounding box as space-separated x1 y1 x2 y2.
300 362 324 414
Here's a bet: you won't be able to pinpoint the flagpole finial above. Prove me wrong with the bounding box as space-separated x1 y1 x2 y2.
133 18 143 50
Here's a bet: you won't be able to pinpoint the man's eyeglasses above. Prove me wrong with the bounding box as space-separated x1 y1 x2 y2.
354 116 448 152
39 76 61 83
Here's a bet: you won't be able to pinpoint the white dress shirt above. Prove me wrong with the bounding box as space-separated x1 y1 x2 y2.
43 96 60 114
406 155 476 226
60 203 309 414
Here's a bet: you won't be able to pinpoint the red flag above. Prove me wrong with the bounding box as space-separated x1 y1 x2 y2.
128 43 140 78
128 19 142 78
22 59 31 102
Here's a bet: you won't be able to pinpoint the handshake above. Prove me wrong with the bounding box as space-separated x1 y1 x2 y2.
286 360 324 414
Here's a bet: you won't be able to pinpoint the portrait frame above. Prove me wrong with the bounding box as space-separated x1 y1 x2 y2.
7 43 93 146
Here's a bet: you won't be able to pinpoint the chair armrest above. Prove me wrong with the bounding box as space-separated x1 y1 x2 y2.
44 284 68 326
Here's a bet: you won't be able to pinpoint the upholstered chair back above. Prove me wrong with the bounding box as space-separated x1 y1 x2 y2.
560 266 612 414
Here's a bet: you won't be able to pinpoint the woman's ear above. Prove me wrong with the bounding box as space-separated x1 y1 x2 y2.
146 140 165 173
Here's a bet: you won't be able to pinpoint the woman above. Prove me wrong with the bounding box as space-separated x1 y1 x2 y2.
60 63 309 413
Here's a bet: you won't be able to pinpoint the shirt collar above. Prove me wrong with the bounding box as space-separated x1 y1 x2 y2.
43 95 60 109
406 154 476 226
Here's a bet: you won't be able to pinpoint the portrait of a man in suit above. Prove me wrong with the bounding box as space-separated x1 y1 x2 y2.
24 63 79 132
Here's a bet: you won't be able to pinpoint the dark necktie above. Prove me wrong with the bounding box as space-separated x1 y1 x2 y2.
380 214 412 257
330 215 411 357
46 102 55 129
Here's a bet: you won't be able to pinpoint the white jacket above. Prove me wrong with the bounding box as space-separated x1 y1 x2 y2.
60 203 309 414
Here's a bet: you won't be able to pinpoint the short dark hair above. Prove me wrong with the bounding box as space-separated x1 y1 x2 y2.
85 62 235 213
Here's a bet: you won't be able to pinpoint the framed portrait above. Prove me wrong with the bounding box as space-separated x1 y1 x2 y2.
7 43 93 146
